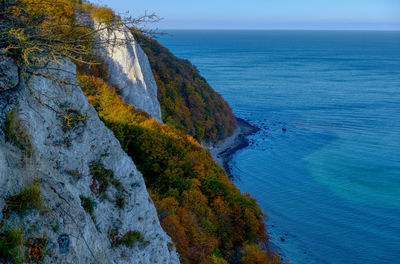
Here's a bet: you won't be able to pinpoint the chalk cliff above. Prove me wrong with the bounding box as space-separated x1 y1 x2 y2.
95 23 162 121
0 59 179 263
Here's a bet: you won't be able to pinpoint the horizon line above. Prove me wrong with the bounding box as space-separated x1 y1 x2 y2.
157 28 400 32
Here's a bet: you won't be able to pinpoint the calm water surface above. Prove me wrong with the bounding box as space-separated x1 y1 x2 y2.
158 30 400 264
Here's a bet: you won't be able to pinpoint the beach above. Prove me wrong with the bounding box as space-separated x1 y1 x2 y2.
209 118 259 178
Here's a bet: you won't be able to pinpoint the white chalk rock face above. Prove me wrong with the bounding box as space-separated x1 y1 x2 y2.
96 24 162 121
0 60 179 263
0 55 19 91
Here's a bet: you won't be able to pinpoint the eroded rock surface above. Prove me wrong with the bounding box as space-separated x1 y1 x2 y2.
95 24 162 121
0 60 179 263
0 55 19 92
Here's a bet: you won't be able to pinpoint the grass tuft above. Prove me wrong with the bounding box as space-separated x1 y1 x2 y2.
89 159 122 195
4 109 33 156
0 227 24 264
80 195 96 223
7 181 43 214
113 231 144 248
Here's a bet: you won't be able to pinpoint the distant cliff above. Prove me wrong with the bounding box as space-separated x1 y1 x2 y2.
132 31 237 143
95 24 162 121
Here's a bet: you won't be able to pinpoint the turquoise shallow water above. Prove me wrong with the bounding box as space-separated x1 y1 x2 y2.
157 30 400 264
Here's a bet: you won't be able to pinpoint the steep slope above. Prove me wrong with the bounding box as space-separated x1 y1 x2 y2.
132 32 237 143
76 74 281 264
1 1 284 263
0 59 179 263
95 23 162 121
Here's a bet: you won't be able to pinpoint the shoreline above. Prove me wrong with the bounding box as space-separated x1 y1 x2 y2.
209 118 276 256
209 118 260 178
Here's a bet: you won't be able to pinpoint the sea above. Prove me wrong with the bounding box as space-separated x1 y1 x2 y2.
157 30 400 264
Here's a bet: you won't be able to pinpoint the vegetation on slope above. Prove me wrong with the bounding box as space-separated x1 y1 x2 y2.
132 31 237 143
0 0 156 70
1 0 283 263
77 74 282 264
1 0 93 67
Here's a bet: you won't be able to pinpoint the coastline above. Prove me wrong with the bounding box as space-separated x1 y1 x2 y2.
209 118 260 178
210 118 276 256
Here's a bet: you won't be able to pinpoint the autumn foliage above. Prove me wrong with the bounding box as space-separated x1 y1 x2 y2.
2 0 283 262
132 32 237 143
1 0 93 66
77 74 281 263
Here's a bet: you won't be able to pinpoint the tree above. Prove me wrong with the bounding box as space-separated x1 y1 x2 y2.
0 0 160 71
241 243 271 264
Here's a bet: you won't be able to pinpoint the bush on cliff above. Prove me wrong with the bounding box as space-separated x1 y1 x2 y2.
77 74 280 264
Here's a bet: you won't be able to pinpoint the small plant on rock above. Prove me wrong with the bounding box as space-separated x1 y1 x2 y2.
52 224 59 233
89 160 114 195
25 236 48 263
0 227 24 264
110 230 144 248
116 195 125 209
88 153 123 196
61 109 87 132
7 181 43 214
117 231 144 248
80 195 96 223
4 109 33 156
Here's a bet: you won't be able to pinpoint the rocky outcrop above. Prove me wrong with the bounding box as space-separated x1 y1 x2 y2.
0 55 19 92
0 60 179 263
95 24 162 121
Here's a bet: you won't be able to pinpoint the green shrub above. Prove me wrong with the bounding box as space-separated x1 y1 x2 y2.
116 195 125 209
80 195 96 222
115 231 144 248
7 182 43 214
4 109 33 156
52 224 59 233
89 160 114 194
0 227 24 264
89 159 122 196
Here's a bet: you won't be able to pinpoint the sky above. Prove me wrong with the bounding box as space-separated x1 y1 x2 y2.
98 0 400 30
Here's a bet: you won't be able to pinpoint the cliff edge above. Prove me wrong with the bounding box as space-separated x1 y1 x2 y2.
95 23 162 122
0 58 179 263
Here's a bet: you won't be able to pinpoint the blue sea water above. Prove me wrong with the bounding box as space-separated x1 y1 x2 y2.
157 30 400 264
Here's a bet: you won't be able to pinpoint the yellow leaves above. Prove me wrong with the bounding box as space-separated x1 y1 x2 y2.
182 187 208 216
8 28 27 41
3 0 95 66
157 197 180 218
77 74 156 150
7 28 43 65
63 113 73 128
141 118 159 129
90 5 115 24
208 255 229 264
241 243 272 264
162 214 189 256
62 109 87 132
